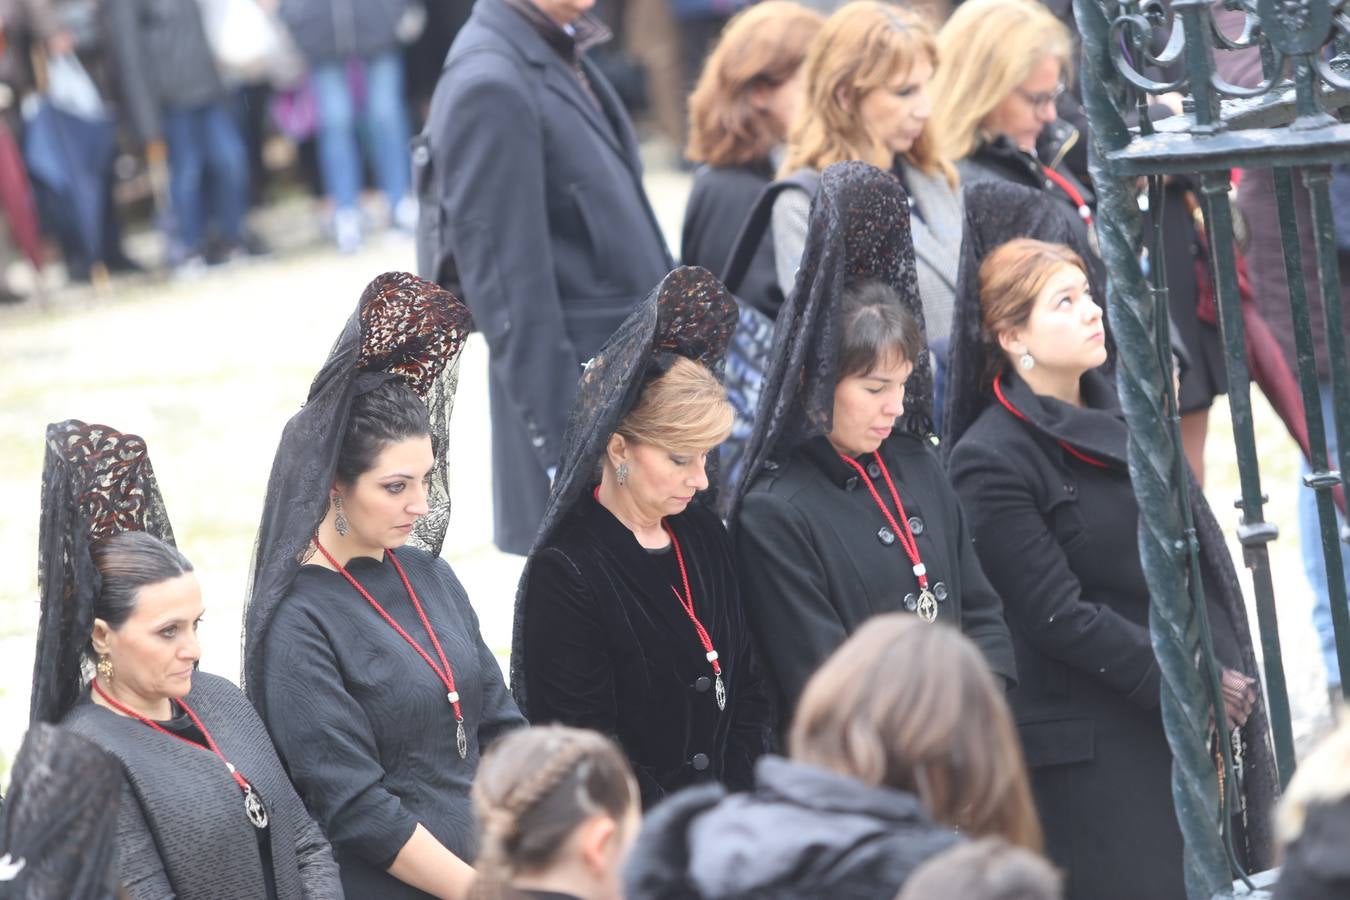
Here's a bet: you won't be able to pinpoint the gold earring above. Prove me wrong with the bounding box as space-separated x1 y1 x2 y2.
97 654 114 681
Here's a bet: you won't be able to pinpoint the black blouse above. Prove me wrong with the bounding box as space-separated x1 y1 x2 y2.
521 491 776 808
734 432 1017 713
259 546 525 900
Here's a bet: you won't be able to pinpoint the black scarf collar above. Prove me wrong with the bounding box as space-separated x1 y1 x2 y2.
996 368 1128 468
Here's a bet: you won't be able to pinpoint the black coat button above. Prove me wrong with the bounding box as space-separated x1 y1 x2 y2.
845 476 859 490
866 462 881 478
694 675 712 693
1065 483 1077 494
904 592 918 611
878 526 896 545
691 753 710 771
934 582 949 602
907 516 923 535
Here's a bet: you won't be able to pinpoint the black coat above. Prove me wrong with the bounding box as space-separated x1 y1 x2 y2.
623 756 960 899
680 161 775 300
957 135 1094 222
733 432 1017 713
62 673 341 900
520 491 776 808
278 0 408 65
947 373 1246 900
422 0 672 554
258 547 526 899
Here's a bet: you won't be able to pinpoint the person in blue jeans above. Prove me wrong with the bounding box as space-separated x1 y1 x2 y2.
1301 386 1350 701
281 0 417 252
107 0 254 271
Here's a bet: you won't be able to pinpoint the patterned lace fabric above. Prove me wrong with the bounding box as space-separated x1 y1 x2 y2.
941 179 1109 450
725 160 931 523
243 272 472 700
0 722 122 898
32 420 176 724
509 266 739 715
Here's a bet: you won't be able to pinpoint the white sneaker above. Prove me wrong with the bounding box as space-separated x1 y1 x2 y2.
334 208 363 254
393 195 418 234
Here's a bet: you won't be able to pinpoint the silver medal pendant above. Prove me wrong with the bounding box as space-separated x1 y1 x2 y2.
455 719 468 760
244 787 269 830
714 674 726 711
916 589 939 623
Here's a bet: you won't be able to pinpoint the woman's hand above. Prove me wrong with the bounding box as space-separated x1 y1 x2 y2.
1220 668 1257 729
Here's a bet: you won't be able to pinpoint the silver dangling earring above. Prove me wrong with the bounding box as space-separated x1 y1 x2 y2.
616 462 629 486
333 495 349 536
1019 352 1036 371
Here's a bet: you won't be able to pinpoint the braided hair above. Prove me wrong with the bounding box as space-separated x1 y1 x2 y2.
471 726 636 898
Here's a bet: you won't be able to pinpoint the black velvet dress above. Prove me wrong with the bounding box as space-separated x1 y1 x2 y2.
521 490 776 808
258 545 525 899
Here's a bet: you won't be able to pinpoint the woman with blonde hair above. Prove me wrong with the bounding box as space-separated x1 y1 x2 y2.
513 268 775 809
471 726 639 900
771 1 963 342
624 613 1040 898
681 1 824 284
928 0 1090 227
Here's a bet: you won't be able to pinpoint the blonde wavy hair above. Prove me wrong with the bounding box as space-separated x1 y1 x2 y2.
686 1 825 168
779 1 954 185
928 0 1073 162
614 355 734 456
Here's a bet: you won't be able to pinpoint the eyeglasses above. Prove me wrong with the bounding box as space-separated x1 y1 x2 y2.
1016 83 1066 109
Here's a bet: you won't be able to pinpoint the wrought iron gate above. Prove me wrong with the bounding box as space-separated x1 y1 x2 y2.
1072 0 1350 895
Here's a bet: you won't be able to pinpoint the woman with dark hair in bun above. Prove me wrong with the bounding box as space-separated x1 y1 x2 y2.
31 420 341 900
245 273 525 900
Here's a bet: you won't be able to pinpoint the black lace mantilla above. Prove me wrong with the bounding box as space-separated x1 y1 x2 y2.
0 722 122 898
32 420 176 724
509 266 739 715
243 272 473 700
942 179 1110 450
725 160 930 523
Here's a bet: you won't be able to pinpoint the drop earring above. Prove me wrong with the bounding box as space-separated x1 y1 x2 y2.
97 654 114 681
616 462 629 486
1019 352 1035 371
333 495 349 536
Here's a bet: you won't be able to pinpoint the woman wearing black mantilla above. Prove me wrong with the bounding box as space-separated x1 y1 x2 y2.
942 181 1280 900
727 161 1016 717
514 266 776 809
245 273 525 900
32 420 341 900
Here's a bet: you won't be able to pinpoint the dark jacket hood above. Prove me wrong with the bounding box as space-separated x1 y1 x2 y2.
624 756 959 899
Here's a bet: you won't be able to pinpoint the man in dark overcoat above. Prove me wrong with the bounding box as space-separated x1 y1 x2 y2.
419 0 673 555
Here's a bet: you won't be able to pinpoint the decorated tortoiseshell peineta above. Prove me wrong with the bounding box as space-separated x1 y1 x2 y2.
357 271 474 398
46 420 175 547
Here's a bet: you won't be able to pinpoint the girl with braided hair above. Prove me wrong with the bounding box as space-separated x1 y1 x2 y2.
471 726 639 900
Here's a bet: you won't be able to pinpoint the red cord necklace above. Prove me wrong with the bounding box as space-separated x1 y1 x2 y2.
992 376 1108 469
313 539 468 759
838 452 939 622
594 486 725 709
91 679 270 829
1042 165 1093 229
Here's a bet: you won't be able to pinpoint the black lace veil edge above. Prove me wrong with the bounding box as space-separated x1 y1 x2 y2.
941 180 1112 451
32 420 176 725
509 266 739 716
725 160 932 525
241 273 471 702
0 721 122 898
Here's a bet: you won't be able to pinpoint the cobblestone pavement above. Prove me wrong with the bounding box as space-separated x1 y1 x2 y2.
0 159 1336 779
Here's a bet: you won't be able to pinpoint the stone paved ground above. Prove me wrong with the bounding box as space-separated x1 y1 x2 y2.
0 157 1337 781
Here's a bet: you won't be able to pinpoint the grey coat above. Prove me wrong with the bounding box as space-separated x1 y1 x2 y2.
770 161 962 340
278 0 409 65
104 0 227 143
63 672 342 900
623 756 960 899
422 0 672 554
